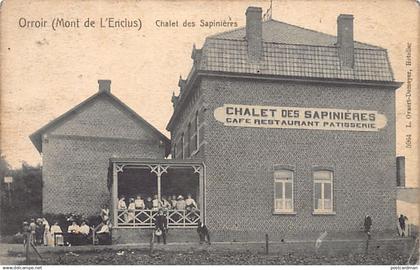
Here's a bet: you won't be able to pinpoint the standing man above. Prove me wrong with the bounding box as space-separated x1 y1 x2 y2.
154 209 168 244
29 219 36 245
364 215 372 239
197 221 210 245
398 214 407 237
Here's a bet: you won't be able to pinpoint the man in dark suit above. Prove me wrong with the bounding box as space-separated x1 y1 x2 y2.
154 209 168 244
197 221 210 244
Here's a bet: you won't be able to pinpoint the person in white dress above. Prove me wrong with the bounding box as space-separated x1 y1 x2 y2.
127 198 136 223
118 195 128 223
50 221 63 246
134 195 145 209
42 217 50 246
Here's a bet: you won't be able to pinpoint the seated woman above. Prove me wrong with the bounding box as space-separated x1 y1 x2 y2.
152 194 161 210
127 198 136 223
175 195 186 210
100 205 110 223
67 221 82 246
96 221 111 245
170 195 177 209
79 221 90 244
118 195 128 223
145 196 153 210
134 195 145 209
50 221 64 246
161 196 171 211
185 194 198 210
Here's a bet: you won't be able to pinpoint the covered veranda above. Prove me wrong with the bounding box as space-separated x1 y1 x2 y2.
108 159 205 229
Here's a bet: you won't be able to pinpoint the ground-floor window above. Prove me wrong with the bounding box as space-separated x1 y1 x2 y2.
313 170 333 213
273 169 294 213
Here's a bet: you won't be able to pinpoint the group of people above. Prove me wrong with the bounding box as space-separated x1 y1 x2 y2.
118 194 198 211
118 194 198 223
22 217 51 246
152 208 210 245
363 214 411 239
21 214 112 247
65 219 111 246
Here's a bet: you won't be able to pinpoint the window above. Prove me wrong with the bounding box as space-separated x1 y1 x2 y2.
274 170 294 213
173 143 176 158
195 111 199 151
181 133 184 159
187 123 191 157
313 170 333 213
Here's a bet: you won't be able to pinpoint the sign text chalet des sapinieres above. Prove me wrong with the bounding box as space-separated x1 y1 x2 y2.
214 104 387 132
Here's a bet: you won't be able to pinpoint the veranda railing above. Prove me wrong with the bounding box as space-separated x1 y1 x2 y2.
117 209 201 228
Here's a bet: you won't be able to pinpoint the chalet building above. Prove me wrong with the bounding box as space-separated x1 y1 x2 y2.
30 80 170 216
164 7 402 241
31 6 403 243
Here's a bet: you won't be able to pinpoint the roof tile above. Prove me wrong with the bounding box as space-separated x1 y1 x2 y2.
199 38 394 82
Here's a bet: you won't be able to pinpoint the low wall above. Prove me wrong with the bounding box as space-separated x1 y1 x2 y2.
112 227 403 244
109 227 416 258
8 237 415 261
112 228 198 244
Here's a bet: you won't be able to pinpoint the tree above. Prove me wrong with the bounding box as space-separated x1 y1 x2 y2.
0 156 42 236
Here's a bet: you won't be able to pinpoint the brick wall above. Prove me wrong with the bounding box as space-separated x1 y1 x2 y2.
42 96 166 216
170 85 205 160
197 76 396 238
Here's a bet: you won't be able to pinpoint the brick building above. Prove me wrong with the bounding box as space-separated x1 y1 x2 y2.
166 7 402 240
31 6 402 242
30 80 170 216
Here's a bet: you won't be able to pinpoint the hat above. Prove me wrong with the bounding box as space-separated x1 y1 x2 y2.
177 195 184 200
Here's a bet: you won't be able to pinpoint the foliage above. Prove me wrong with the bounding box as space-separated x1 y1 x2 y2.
0 156 42 236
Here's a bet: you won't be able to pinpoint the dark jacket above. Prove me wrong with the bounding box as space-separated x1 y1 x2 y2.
364 216 372 231
145 200 153 210
155 215 167 230
197 223 209 235
399 216 406 228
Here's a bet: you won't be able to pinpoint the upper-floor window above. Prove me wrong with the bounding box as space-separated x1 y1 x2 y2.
195 111 199 151
187 123 191 157
181 133 184 159
173 143 176 158
274 170 294 213
313 170 333 213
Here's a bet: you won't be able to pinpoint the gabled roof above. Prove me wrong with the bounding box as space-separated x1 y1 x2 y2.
194 19 394 82
197 38 394 82
209 19 382 49
167 17 400 131
30 91 170 155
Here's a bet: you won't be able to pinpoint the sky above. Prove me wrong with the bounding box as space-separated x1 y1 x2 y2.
0 0 418 186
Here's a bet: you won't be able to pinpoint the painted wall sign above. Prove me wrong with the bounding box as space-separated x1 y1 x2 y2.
214 104 387 132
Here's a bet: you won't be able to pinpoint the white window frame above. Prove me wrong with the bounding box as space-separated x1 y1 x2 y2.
313 170 334 214
273 170 294 214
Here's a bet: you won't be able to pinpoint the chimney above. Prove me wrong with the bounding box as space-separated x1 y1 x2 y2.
337 14 354 68
98 79 111 93
246 6 263 63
